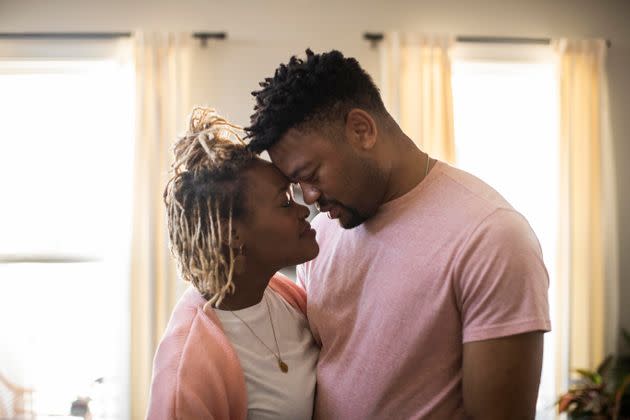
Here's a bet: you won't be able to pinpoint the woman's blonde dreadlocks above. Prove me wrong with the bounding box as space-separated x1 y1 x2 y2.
164 106 257 307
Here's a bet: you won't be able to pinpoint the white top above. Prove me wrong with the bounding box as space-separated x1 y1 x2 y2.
215 288 319 420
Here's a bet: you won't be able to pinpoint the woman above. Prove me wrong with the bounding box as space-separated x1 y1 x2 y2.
146 107 320 419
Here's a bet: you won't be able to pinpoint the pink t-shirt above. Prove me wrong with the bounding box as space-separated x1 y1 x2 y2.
297 161 551 419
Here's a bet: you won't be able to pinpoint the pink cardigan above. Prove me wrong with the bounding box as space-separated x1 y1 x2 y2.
146 273 307 420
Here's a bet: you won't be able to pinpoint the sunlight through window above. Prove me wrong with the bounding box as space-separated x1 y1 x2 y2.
452 50 560 419
0 54 134 419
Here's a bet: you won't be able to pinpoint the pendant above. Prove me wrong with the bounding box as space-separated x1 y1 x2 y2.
278 359 289 373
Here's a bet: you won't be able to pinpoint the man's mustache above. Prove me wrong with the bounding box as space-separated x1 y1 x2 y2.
315 197 341 212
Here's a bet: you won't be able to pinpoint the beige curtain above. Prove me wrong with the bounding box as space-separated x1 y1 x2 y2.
553 39 618 392
379 32 456 163
130 32 191 420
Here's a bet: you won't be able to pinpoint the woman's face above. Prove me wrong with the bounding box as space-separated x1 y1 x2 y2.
235 159 319 271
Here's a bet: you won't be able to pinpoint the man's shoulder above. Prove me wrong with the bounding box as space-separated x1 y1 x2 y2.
432 162 514 212
466 208 542 256
412 163 520 238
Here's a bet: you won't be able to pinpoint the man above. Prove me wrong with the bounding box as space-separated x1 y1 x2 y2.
246 49 550 419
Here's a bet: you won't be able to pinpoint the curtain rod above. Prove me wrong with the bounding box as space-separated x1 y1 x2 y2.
0 254 101 264
0 31 611 48
0 32 228 46
363 32 612 48
0 32 133 39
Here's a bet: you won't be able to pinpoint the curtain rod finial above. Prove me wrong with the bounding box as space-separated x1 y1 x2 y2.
363 32 384 49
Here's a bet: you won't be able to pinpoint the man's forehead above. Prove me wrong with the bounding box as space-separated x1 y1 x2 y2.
270 150 312 181
269 131 317 173
271 128 309 153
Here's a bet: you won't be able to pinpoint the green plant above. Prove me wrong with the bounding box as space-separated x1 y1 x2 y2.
557 329 630 419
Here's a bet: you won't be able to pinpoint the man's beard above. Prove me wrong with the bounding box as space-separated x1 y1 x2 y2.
336 203 367 229
319 155 383 229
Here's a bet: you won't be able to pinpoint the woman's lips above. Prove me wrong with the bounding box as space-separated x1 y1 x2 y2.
302 227 316 238
299 222 315 237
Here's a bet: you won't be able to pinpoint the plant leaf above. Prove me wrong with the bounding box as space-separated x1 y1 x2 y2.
597 355 614 375
575 368 602 384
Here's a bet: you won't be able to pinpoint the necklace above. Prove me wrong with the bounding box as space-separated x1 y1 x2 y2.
230 293 289 373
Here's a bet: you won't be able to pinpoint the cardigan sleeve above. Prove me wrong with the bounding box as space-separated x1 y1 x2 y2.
147 307 247 420
269 272 307 315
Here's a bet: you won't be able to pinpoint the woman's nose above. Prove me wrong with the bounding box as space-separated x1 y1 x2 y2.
300 182 320 205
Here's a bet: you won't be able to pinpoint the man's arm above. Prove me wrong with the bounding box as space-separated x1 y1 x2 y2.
463 331 544 420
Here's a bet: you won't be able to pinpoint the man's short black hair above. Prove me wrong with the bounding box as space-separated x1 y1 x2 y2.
245 49 386 153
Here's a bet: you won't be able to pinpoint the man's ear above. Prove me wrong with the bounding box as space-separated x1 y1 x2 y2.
344 108 378 151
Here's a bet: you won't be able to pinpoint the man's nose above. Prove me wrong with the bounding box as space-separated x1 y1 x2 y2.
299 182 321 205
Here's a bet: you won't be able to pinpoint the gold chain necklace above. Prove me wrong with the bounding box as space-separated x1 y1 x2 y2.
230 293 289 373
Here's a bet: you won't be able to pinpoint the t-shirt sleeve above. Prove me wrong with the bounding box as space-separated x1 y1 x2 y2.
455 208 551 343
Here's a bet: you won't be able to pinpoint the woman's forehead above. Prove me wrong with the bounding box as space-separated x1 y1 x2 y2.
246 160 290 194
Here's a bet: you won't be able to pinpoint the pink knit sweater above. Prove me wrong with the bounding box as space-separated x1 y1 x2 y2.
146 273 307 420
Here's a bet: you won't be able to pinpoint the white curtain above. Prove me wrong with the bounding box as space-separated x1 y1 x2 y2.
379 32 456 163
552 38 618 395
130 32 191 420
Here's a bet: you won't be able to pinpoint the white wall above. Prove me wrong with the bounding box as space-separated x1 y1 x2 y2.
2 0 629 342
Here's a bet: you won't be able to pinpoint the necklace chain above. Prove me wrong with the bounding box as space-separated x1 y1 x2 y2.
230 293 288 373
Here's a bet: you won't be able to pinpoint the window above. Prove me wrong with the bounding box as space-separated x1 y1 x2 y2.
451 44 560 419
0 40 134 418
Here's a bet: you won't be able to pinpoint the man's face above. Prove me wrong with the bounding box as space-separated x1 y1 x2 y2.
268 126 384 229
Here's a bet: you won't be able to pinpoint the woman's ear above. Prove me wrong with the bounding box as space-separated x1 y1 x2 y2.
230 236 244 248
221 222 244 248
344 108 378 151
223 222 246 275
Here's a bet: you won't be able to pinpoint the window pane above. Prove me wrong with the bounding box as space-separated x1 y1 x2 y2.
0 262 129 418
0 54 134 419
0 60 135 256
452 58 559 419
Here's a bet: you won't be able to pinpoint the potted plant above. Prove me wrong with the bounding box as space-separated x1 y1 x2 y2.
558 329 630 419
